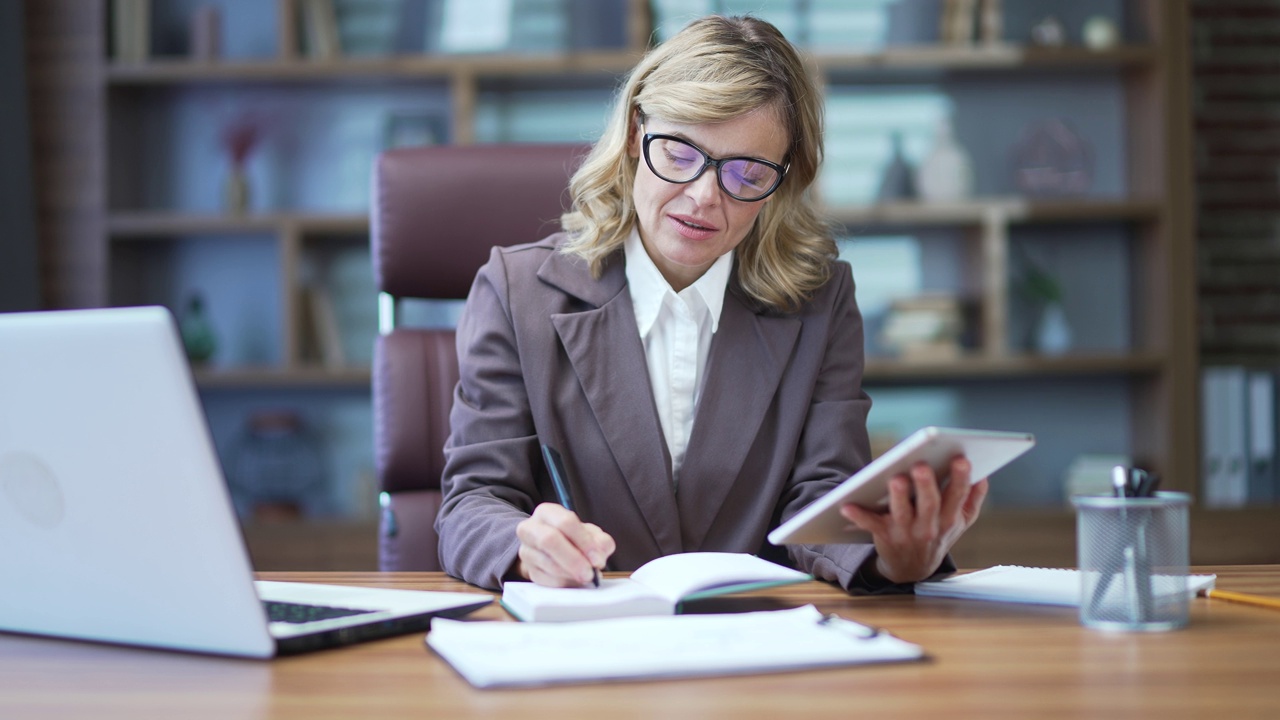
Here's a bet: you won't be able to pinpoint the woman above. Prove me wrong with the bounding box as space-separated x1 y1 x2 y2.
436 15 987 592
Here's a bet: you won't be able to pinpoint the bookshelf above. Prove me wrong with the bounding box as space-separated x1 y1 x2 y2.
28 0 1274 568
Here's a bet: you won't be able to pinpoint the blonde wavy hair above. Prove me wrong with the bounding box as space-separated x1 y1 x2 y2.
559 15 835 313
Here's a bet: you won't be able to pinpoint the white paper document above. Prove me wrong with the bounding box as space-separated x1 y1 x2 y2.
914 565 1218 607
427 605 924 688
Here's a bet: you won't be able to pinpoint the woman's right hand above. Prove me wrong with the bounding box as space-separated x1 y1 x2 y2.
513 503 615 587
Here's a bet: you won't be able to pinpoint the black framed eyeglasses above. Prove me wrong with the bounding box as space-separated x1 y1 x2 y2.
641 132 788 202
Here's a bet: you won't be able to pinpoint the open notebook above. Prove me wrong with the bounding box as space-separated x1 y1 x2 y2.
500 552 810 622
914 565 1217 607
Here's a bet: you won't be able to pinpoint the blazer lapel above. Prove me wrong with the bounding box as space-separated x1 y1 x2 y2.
540 251 683 556
677 282 801 549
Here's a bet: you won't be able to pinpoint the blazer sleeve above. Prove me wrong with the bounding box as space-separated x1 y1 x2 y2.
776 264 955 594
435 247 538 590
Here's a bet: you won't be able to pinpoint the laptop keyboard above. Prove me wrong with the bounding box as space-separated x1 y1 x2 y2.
264 600 377 625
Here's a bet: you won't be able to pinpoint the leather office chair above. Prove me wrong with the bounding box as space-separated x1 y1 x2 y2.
370 143 587 571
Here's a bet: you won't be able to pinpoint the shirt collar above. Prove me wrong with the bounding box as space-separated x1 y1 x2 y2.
624 229 732 336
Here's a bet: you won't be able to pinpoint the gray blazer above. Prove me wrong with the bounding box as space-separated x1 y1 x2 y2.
436 233 943 591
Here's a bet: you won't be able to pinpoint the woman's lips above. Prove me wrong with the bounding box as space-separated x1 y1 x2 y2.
668 214 718 240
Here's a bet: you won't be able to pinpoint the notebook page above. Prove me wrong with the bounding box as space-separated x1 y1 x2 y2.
500 579 672 622
628 552 810 603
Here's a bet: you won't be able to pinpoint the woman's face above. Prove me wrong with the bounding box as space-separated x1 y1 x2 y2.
627 107 788 292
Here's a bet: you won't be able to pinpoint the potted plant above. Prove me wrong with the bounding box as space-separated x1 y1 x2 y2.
1019 256 1071 355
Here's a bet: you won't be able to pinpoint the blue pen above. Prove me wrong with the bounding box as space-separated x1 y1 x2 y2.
540 444 601 587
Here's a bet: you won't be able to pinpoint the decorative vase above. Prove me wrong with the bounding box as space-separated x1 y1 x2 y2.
1030 15 1066 47
1083 16 1119 50
180 293 217 364
916 117 973 203
224 166 249 215
1034 302 1072 355
876 131 917 202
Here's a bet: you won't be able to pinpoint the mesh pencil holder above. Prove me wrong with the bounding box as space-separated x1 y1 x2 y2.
1071 491 1192 631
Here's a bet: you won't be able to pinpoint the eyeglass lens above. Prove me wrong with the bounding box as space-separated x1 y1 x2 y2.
646 136 781 200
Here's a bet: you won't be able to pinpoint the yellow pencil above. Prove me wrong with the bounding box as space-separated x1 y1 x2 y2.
1201 588 1280 612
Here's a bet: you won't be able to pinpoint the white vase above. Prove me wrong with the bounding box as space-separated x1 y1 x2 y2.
916 117 974 203
1034 303 1072 355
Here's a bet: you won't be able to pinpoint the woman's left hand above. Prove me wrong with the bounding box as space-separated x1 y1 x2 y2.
838 456 988 584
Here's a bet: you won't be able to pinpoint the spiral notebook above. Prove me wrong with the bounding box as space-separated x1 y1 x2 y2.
914 566 1217 607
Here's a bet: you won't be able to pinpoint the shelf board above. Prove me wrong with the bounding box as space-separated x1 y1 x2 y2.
193 366 372 389
105 45 1154 85
109 212 284 237
864 352 1164 382
814 44 1156 73
191 355 1158 389
105 50 641 85
111 199 1160 239
108 211 370 238
827 197 1161 228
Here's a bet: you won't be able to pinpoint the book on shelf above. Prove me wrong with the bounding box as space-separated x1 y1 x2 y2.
112 0 151 63
300 0 343 60
939 0 978 44
428 604 924 688
499 552 810 622
879 294 967 360
978 0 1003 44
439 0 513 54
299 284 346 369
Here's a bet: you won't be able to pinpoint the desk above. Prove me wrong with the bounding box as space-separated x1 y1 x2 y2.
2 566 1278 719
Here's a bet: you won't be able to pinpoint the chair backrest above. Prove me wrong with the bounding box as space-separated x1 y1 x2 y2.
369 143 587 571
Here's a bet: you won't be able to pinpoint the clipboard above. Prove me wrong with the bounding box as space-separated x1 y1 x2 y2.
427 605 924 688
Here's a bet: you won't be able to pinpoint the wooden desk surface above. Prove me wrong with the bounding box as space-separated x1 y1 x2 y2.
2 566 1278 719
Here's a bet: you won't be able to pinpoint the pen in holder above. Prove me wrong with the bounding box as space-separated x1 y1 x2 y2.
1072 481 1191 632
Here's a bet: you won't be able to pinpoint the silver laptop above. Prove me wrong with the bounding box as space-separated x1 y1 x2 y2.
0 306 490 658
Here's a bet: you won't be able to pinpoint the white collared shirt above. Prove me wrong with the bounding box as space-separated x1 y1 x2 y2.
624 229 732 484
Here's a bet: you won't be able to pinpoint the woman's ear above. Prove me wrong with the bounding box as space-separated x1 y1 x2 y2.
626 112 643 159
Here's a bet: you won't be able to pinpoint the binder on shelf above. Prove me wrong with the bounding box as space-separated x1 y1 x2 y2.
1222 366 1251 507
1247 369 1277 504
1200 366 1224 507
1202 365 1250 508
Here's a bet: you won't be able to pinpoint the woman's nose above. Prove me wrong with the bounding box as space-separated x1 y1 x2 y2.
684 166 722 206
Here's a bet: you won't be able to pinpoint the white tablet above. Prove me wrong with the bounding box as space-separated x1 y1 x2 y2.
768 426 1036 546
